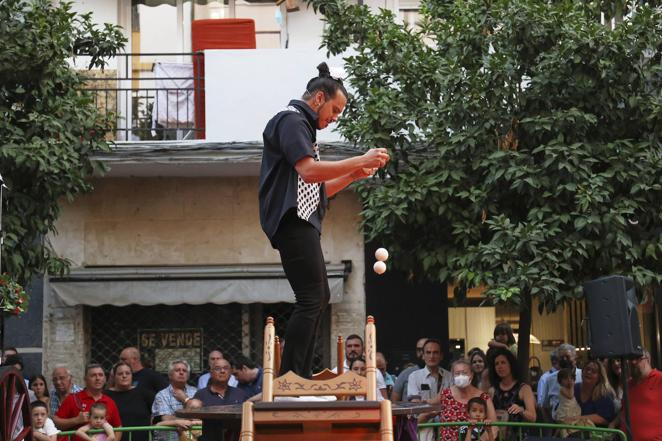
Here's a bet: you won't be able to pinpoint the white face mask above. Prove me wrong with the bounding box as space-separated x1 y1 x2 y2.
454 374 471 388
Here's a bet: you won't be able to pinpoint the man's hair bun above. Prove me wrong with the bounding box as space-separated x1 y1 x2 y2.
317 62 331 78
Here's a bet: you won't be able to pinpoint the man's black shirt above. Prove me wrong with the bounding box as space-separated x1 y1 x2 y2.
258 100 328 247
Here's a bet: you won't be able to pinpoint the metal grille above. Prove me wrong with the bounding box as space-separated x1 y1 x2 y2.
88 302 330 378
79 52 204 141
249 303 331 372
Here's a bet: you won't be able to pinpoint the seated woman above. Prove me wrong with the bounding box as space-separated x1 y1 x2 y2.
436 359 498 441
488 348 537 441
573 359 616 427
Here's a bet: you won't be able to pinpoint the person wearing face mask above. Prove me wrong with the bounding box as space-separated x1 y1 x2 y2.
258 62 390 379
488 348 537 441
435 359 497 441
539 343 582 423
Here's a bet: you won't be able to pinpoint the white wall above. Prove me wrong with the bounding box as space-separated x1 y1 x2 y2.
448 307 497 354
70 0 119 27
204 49 351 142
281 4 325 49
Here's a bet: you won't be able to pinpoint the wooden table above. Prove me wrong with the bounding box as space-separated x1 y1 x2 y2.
178 401 439 441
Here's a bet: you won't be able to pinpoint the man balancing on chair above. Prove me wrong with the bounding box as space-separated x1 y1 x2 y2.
258 62 389 379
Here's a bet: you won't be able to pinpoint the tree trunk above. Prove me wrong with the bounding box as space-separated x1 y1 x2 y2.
517 289 532 382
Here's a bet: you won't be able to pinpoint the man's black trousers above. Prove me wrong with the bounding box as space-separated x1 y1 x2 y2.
273 212 330 379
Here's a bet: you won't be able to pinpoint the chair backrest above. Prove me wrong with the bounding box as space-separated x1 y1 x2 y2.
311 336 345 381
262 316 379 402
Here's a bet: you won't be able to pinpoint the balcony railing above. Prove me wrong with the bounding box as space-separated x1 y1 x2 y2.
80 52 204 141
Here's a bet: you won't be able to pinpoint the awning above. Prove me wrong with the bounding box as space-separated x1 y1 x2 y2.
49 264 350 306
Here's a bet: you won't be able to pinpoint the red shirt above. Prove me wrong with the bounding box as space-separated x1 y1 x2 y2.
622 369 662 441
56 390 122 441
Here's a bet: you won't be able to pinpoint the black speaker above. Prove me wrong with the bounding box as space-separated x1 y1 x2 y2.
584 275 643 359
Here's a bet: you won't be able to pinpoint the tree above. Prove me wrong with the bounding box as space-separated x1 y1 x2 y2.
0 0 126 287
308 0 662 371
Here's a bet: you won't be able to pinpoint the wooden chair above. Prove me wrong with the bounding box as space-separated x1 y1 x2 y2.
240 316 393 441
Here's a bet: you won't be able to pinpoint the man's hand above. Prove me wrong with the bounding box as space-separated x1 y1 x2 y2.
77 411 90 425
361 148 390 169
350 167 377 180
174 419 194 431
173 388 188 403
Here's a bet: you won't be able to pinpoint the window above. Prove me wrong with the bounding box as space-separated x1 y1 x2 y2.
131 0 280 56
398 0 422 31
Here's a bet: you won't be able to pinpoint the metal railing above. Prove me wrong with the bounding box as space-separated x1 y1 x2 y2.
79 53 204 142
418 421 627 441
57 421 628 441
58 425 203 441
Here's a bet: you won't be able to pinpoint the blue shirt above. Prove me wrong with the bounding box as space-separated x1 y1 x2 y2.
236 367 263 398
193 385 248 406
152 384 197 441
197 372 238 389
574 383 616 424
536 368 557 401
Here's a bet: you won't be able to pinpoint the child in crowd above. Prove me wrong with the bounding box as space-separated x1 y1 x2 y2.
487 323 518 357
556 368 581 423
75 403 116 441
556 368 594 437
31 401 59 441
459 397 493 441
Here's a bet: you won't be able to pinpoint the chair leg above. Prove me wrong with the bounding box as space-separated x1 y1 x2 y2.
380 400 393 441
240 401 254 441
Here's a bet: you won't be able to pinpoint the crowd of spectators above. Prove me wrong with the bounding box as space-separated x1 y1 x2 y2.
2 321 661 441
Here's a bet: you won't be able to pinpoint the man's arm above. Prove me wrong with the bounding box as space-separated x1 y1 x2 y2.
53 412 87 430
295 149 388 184
406 372 420 402
391 367 412 402
151 390 174 425
325 168 377 197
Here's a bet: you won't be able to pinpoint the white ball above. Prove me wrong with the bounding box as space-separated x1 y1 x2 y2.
375 248 389 262
373 260 387 275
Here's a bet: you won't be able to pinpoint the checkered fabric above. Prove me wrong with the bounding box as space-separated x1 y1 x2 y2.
296 142 321 221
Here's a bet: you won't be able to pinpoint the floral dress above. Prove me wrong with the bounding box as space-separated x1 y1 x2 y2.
439 388 491 441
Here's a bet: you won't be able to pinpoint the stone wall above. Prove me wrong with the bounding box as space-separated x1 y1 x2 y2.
45 176 366 380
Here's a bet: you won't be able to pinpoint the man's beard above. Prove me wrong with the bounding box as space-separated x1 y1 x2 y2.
631 365 643 381
347 352 361 362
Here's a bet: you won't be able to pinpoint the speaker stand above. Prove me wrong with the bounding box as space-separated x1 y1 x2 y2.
620 357 633 441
